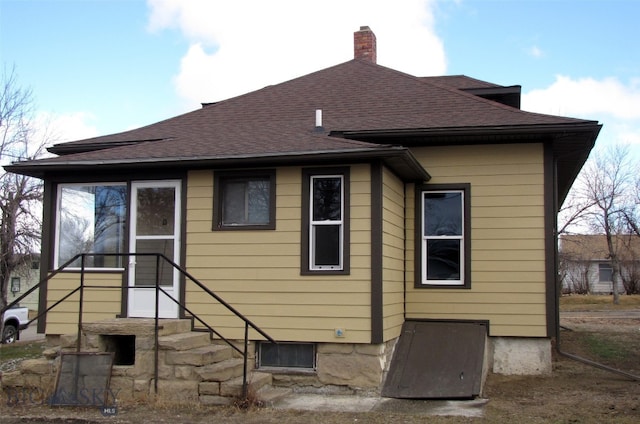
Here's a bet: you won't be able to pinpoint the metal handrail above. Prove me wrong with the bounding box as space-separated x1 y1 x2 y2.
1 252 276 399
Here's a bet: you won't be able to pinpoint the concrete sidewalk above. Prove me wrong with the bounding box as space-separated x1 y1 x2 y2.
271 393 488 417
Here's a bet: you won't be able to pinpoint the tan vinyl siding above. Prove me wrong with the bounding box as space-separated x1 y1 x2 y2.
406 143 547 337
45 272 123 335
185 165 372 343
381 166 405 341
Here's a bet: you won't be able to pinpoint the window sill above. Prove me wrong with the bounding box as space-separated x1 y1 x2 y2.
214 224 275 231
257 367 316 375
416 282 470 289
301 269 349 276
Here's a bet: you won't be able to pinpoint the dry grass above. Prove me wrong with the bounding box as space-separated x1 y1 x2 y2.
0 340 45 362
560 294 640 311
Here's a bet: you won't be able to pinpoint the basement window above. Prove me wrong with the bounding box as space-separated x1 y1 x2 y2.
258 342 315 370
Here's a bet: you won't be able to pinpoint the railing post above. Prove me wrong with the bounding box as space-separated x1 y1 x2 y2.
154 254 160 394
242 322 249 399
77 254 86 353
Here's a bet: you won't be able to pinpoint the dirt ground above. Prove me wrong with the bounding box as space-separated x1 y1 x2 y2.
1 310 639 423
482 312 640 424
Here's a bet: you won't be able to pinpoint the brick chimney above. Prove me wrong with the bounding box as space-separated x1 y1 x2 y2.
354 26 376 63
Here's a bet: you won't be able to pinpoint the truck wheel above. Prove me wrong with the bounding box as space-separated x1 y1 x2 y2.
2 324 17 344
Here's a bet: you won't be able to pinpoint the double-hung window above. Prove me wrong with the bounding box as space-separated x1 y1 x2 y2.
302 168 349 274
417 184 470 287
213 170 276 230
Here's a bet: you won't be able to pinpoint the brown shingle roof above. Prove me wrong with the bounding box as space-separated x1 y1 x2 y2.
560 235 640 261
51 60 591 152
6 59 600 184
421 75 502 90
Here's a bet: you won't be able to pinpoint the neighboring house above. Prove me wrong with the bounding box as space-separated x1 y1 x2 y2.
7 255 40 314
5 27 601 398
560 234 640 294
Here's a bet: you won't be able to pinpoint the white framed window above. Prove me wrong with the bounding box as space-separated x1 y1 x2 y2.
310 175 343 270
301 167 349 274
55 183 127 269
418 184 471 288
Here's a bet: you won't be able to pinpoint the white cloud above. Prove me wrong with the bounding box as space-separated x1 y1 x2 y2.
41 111 99 144
528 45 543 58
523 76 640 150
1 111 98 166
609 121 640 146
523 75 640 120
147 0 445 106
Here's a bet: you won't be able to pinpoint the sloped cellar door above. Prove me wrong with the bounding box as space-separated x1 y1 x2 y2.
382 321 487 399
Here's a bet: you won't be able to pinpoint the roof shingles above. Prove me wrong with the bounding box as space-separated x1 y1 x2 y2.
7 59 599 182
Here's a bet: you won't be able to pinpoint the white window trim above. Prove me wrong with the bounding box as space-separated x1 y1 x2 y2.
54 182 127 271
421 189 465 286
309 174 344 271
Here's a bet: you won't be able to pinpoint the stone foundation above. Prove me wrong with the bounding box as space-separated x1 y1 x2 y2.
269 340 397 395
1 319 552 406
1 319 276 406
316 341 395 390
2 323 397 406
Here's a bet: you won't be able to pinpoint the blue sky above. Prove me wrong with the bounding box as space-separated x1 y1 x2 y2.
1 0 639 156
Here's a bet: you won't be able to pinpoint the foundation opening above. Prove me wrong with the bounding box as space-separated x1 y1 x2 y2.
100 334 136 365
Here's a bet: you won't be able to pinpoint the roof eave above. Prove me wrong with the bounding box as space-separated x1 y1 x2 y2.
5 147 430 182
47 138 169 155
337 122 602 144
338 121 601 206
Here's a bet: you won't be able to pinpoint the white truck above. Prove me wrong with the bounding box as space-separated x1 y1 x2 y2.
2 305 30 344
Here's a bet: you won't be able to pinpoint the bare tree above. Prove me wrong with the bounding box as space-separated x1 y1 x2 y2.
620 251 640 295
0 66 52 312
623 171 640 237
566 145 638 304
558 252 591 294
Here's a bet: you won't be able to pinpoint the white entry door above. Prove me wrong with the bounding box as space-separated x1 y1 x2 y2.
128 180 181 318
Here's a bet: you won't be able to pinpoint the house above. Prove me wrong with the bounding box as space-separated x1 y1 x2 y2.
560 234 640 294
5 27 601 400
6 254 41 314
